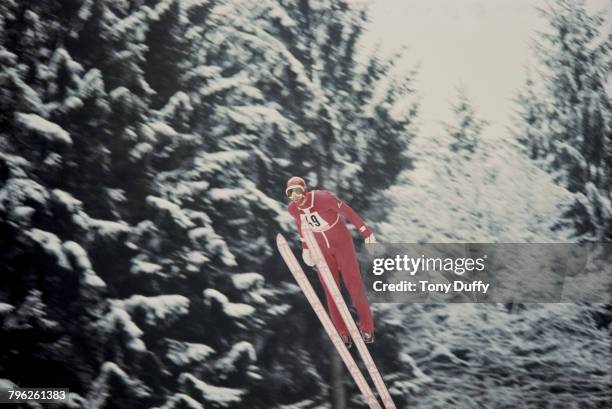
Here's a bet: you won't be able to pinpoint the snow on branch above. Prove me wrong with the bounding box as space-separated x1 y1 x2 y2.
147 196 196 229
158 91 193 119
83 217 130 240
178 373 244 407
24 228 72 270
63 241 106 288
242 179 293 226
102 304 146 352
188 226 237 267
203 288 255 319
214 341 256 379
166 339 216 366
86 362 151 407
115 295 190 327
193 150 251 175
0 178 49 211
51 189 83 213
231 273 264 291
16 113 72 144
130 259 164 276
0 303 15 315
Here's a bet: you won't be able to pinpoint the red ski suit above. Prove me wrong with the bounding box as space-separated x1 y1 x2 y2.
288 190 374 337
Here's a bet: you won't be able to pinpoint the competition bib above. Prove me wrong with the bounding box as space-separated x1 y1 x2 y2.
301 211 330 232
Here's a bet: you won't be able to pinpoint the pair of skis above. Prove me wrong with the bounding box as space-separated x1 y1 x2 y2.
276 227 397 409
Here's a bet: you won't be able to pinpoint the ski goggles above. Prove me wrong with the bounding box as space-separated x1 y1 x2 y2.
286 187 304 197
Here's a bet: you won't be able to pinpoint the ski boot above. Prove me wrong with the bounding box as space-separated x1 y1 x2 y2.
340 334 352 349
360 330 375 344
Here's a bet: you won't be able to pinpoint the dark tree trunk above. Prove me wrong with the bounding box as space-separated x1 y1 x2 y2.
330 347 346 409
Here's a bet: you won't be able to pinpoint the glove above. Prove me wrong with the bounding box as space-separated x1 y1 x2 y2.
364 233 384 256
302 249 316 267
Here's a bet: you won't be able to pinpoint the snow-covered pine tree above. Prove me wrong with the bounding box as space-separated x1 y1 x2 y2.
1 0 422 407
0 0 129 399
241 2 419 406
348 48 419 212
443 87 488 155
513 69 548 161
174 1 419 406
0 1 284 407
377 83 572 244
278 1 420 211
513 0 611 240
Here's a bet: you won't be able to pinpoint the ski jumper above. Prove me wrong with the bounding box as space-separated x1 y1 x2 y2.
288 190 374 337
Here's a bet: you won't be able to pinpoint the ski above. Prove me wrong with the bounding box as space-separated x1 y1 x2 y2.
276 234 383 409
302 227 398 409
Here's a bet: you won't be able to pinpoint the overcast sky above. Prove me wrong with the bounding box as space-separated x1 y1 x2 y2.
359 0 611 136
